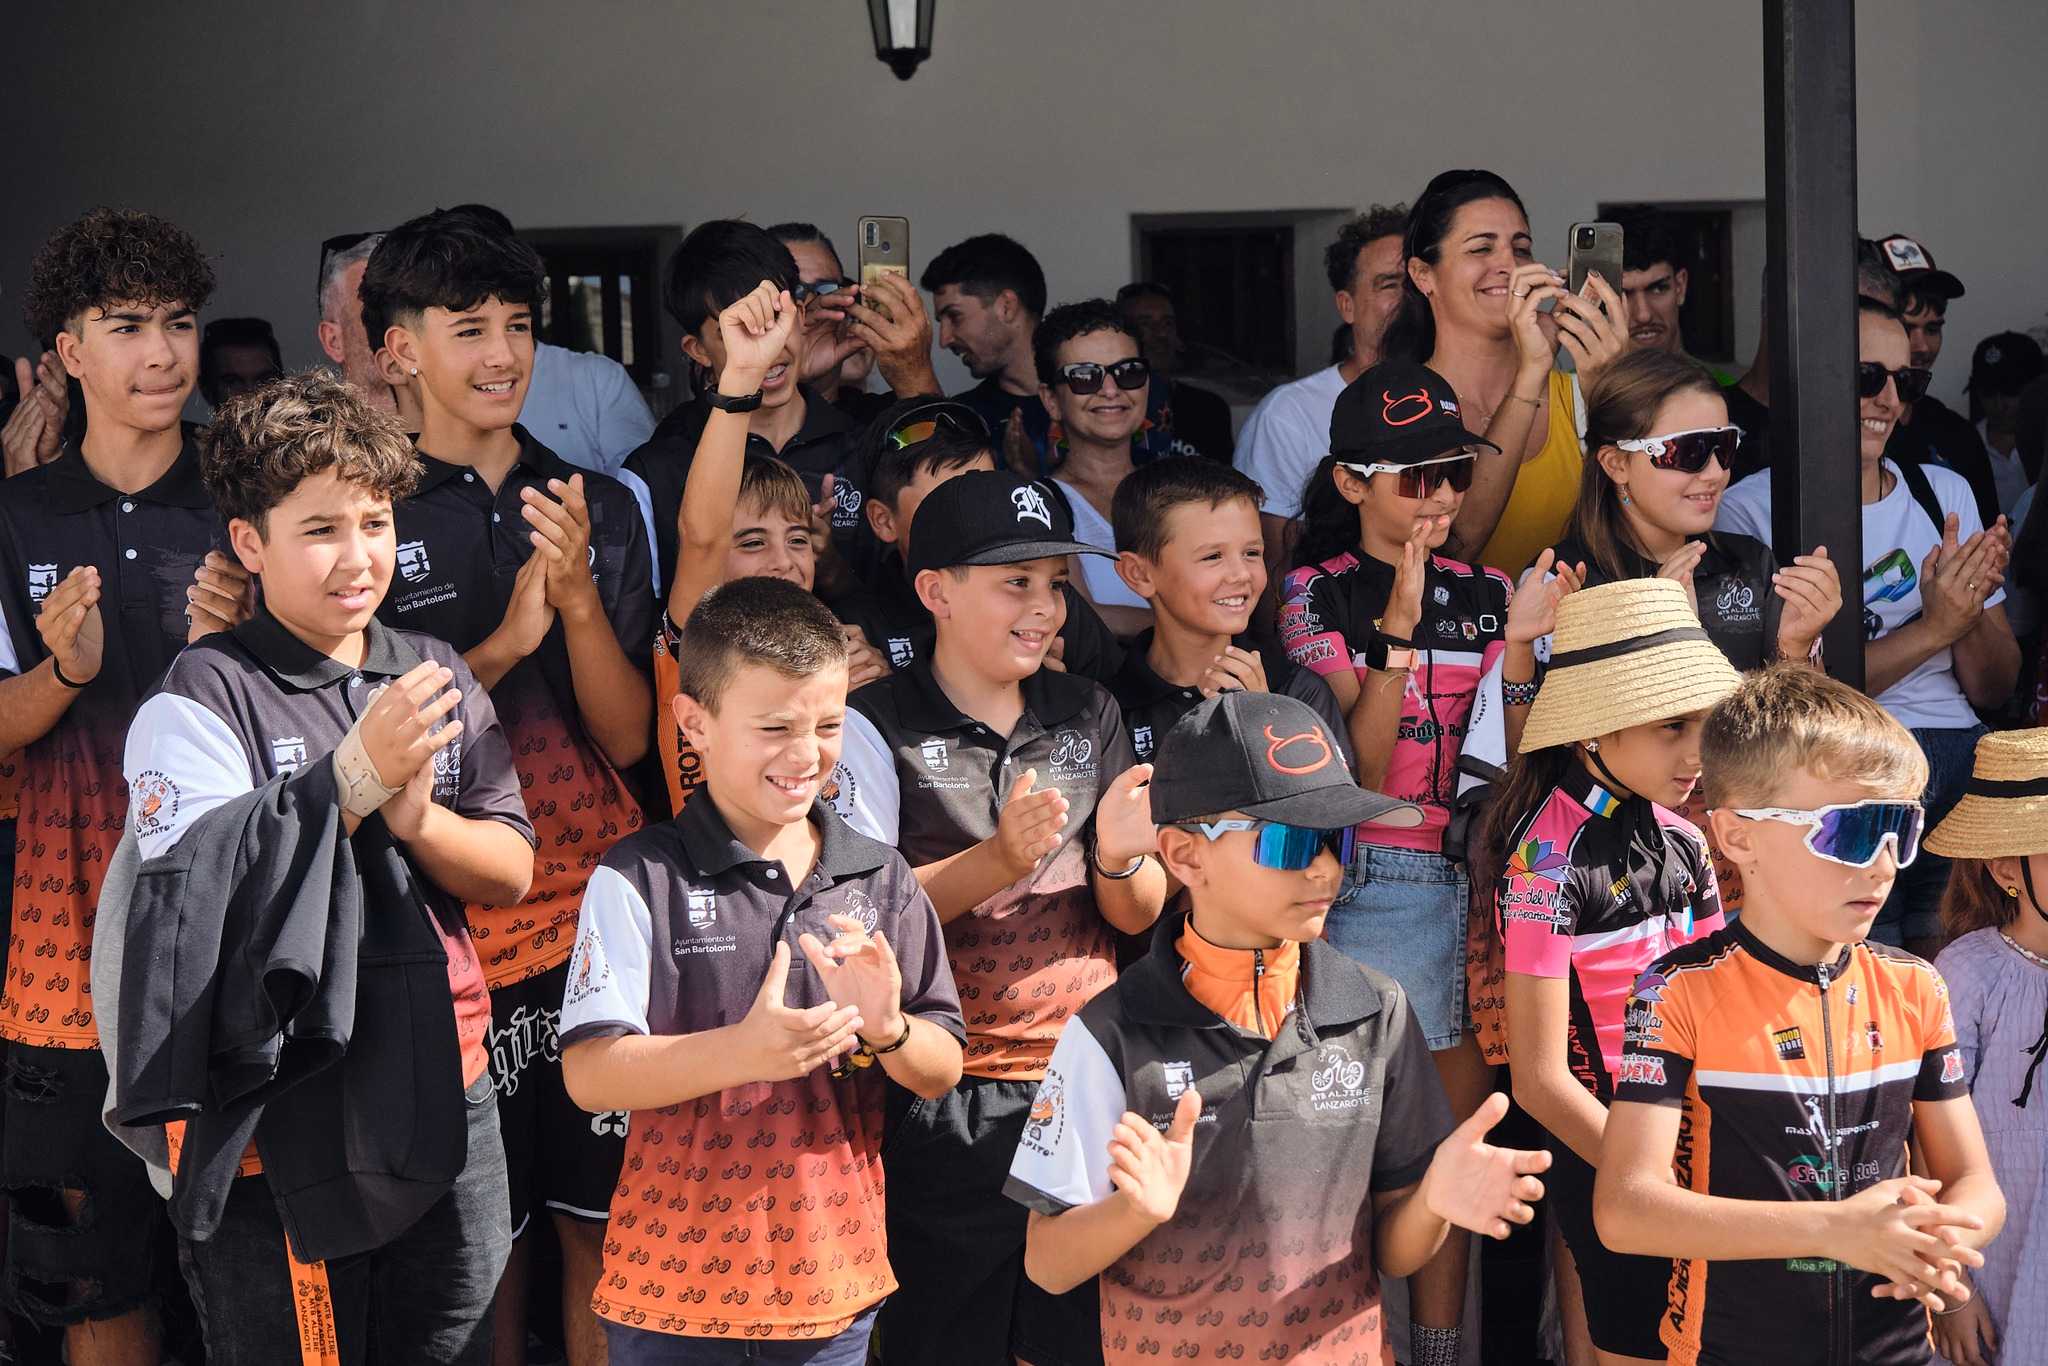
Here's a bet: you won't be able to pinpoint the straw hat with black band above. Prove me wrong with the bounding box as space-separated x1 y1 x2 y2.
1517 578 1742 754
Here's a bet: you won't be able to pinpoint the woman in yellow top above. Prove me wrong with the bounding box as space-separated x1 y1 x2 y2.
1380 169 1631 578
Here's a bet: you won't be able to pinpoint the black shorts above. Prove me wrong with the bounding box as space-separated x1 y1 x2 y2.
1547 1138 1673 1359
877 1074 1102 1366
488 962 628 1235
0 1042 166 1325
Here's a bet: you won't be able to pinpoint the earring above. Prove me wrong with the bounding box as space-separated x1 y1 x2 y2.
2009 886 2023 899
409 367 419 377
1618 489 1633 506
1585 740 1601 753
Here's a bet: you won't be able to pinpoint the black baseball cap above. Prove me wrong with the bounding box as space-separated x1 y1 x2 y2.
1966 331 2046 395
1150 691 1422 831
1329 360 1500 467
906 469 1110 575
1875 233 1964 301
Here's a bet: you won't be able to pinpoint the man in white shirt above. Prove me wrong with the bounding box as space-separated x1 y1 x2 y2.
518 338 656 475
1237 204 1408 612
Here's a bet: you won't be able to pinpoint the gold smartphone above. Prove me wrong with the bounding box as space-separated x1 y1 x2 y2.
857 216 910 319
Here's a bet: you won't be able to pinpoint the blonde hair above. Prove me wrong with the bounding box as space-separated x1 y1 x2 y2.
1701 663 1928 808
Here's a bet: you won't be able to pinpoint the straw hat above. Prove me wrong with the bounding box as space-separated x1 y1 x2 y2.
1518 578 1742 753
1924 728 2048 859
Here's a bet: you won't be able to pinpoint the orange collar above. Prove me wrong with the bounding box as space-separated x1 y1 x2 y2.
1177 919 1301 1040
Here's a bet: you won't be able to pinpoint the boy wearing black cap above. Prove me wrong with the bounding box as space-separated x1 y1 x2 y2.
1879 233 2003 527
1006 691 1551 1366
830 468 1166 1366
1966 331 2045 516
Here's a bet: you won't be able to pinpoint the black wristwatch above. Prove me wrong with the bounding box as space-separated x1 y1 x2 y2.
703 387 764 413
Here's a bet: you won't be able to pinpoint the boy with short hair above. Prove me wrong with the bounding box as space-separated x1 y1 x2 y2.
1107 457 1347 763
1596 663 2006 1365
1007 690 1550 1364
557 575 964 1363
828 394 1125 684
361 208 656 1364
0 206 252 1361
111 371 538 1360
830 469 1167 1365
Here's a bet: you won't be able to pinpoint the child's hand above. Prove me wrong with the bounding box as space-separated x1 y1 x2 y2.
495 550 558 661
1505 549 1583 645
1929 1288 1997 1366
1381 524 1430 639
186 550 256 642
842 625 889 689
1419 1092 1551 1240
994 768 1067 879
359 660 465 790
1039 634 1068 673
380 755 436 842
733 941 865 1083
522 475 601 623
1825 1176 1984 1309
716 281 798 394
35 565 103 685
1772 546 1840 660
1198 646 1267 697
799 913 905 1048
1093 763 1156 871
1108 1088 1202 1227
1655 539 1708 616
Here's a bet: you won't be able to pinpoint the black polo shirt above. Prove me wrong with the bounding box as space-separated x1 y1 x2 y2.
620 387 866 590
558 794 963 1340
1108 630 1348 764
1552 530 1786 671
830 660 1137 1080
125 610 535 1085
380 424 655 989
826 548 1125 685
0 434 225 1049
1004 911 1452 1365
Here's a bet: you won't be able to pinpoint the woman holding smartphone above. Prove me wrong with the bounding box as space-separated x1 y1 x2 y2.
1380 169 1632 577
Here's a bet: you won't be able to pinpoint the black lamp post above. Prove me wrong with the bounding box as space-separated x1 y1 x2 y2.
868 0 933 80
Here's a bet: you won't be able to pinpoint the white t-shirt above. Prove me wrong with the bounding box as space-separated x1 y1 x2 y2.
1052 478 1149 610
1715 460 2002 730
518 341 657 476
1235 365 1348 518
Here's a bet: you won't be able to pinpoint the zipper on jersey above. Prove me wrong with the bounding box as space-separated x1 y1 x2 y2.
1817 959 1847 1366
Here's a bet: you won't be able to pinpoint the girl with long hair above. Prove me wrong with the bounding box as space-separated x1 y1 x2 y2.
1379 169 1630 577
1926 728 2048 1366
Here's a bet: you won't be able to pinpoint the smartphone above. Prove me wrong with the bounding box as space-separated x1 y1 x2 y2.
858 216 910 320
1567 222 1625 306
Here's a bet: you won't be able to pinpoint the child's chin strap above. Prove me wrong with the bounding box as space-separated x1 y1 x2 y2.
2015 859 2047 1109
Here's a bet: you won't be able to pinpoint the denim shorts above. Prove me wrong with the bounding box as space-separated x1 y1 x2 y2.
604 1307 877 1364
1326 844 1469 1049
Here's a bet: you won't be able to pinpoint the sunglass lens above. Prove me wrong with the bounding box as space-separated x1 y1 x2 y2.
1812 803 1924 868
1397 460 1474 498
1857 363 1887 400
1444 459 1475 492
1108 359 1150 390
1063 364 1105 395
1249 823 1352 871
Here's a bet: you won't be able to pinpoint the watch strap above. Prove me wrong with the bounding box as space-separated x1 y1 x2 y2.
703 387 764 413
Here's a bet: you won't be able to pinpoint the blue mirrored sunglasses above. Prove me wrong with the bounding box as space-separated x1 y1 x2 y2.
1173 818 1357 872
1729 800 1925 869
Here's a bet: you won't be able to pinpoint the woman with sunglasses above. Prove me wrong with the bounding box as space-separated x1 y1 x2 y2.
1483 579 1740 1365
1716 298 2021 958
1281 361 1573 1366
1378 169 1631 579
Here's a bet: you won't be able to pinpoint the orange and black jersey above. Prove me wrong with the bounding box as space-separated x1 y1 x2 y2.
381 426 656 989
1615 921 1969 1366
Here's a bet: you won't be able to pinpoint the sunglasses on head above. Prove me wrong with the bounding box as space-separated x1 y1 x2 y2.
1729 799 1925 870
317 231 382 284
882 401 992 451
1338 452 1477 499
1614 425 1742 474
1173 817 1357 872
1055 358 1150 395
1858 362 1933 403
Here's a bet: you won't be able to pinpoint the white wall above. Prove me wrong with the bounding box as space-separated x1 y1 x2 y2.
3 0 2044 407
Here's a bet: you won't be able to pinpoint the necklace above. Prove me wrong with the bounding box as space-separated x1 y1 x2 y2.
2001 932 2048 970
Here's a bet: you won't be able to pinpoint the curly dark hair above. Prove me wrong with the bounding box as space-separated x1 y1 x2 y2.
1324 204 1410 293
201 371 421 532
25 207 216 342
1032 297 1138 390
358 209 546 351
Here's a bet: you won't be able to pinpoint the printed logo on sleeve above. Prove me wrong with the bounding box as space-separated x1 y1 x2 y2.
1940 1048 1965 1084
1616 1053 1667 1086
564 926 613 1006
1017 1074 1067 1157
131 770 181 835
819 762 857 816
832 481 864 530
885 637 915 669
27 563 58 603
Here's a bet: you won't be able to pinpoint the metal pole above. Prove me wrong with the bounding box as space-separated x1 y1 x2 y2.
1764 0 1864 687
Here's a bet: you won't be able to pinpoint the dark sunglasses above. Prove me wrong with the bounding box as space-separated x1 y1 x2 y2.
882 401 992 451
1614 425 1741 474
1338 453 1477 499
1055 358 1150 395
1729 800 1925 870
1858 362 1933 403
791 278 856 308
1174 818 1357 872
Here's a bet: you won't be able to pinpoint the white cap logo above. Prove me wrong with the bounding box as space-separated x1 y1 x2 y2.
1012 485 1052 529
1882 236 1932 272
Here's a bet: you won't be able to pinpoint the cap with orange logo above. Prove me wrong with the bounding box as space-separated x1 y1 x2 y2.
1148 691 1420 831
